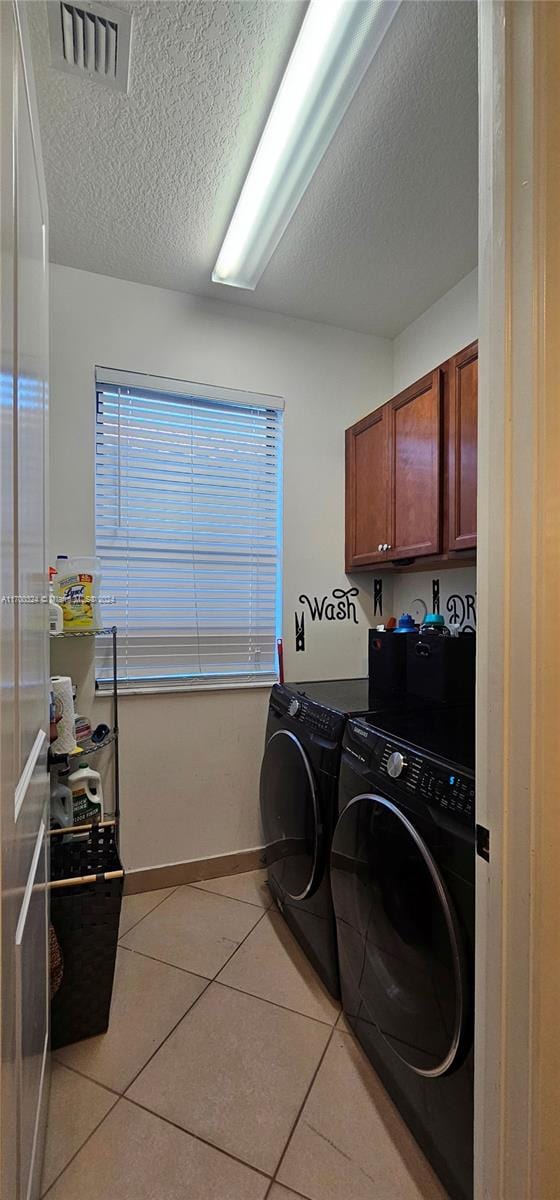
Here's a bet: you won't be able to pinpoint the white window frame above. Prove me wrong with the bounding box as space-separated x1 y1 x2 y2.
94 367 284 695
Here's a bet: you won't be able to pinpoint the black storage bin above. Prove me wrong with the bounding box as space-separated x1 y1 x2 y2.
368 629 410 695
50 823 124 1050
406 633 476 704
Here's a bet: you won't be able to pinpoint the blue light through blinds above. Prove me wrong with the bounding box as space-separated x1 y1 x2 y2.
95 379 283 689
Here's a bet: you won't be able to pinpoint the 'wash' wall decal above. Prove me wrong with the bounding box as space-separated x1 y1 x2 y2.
293 586 360 653
298 587 359 624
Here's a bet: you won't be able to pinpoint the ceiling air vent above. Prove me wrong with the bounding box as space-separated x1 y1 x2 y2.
47 1 132 93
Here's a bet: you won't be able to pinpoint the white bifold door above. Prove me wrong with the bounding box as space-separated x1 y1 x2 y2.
1 4 50 1199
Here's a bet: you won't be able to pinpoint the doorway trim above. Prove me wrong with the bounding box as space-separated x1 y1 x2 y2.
476 3 560 1196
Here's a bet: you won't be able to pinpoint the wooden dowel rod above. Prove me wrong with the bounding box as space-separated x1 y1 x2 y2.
49 869 124 890
48 819 117 837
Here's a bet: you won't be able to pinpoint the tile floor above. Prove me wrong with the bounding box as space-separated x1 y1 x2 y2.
42 870 448 1199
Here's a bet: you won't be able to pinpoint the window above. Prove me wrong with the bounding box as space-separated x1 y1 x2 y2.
95 369 283 691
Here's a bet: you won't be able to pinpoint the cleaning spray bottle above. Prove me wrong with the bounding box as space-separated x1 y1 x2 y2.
49 567 63 634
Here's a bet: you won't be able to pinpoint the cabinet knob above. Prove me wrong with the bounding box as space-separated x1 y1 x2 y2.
387 544 392 551
378 544 383 552
383 543 389 551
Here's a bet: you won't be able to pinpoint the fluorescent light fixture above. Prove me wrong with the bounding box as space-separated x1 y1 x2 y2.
212 0 401 290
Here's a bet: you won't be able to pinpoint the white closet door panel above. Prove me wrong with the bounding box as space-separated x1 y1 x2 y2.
1 7 20 1198
16 57 48 778
1 8 51 1200
16 822 48 1200
12 738 48 897
0 3 17 824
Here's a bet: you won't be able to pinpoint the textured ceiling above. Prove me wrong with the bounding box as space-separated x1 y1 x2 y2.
29 0 478 338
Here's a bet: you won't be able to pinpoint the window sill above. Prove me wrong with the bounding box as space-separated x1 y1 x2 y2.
96 679 277 698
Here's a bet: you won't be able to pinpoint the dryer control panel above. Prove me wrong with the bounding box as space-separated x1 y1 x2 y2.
270 685 344 741
297 699 343 740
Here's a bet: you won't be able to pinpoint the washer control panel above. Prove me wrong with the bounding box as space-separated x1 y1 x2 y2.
418 767 474 821
380 742 422 792
375 737 474 824
387 751 408 779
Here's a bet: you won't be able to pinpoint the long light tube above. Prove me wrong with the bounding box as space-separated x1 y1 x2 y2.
212 0 401 290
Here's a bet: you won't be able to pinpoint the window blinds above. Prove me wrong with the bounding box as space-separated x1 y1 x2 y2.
95 374 283 690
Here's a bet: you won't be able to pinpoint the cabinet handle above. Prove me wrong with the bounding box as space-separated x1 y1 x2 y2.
378 544 383 552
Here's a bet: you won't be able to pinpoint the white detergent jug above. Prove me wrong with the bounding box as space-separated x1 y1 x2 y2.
50 774 74 830
67 763 104 826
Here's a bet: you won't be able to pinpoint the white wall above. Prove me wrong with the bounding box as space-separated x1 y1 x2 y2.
392 268 478 393
391 566 477 632
50 265 393 872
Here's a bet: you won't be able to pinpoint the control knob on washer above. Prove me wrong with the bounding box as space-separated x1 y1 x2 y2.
288 698 301 718
387 751 408 778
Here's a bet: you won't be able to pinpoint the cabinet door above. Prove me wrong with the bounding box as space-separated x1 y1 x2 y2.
448 342 478 550
345 405 390 569
389 370 442 560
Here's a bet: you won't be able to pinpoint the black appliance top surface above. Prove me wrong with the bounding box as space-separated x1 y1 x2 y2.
286 678 371 715
357 705 475 772
286 678 443 719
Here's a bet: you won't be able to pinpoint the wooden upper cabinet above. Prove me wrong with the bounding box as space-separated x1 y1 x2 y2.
345 405 390 569
345 344 476 571
389 370 442 560
448 341 478 550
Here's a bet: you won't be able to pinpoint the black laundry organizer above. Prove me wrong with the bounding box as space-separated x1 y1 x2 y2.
48 626 124 1051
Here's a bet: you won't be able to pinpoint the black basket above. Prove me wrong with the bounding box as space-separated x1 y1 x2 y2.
50 823 124 1051
406 632 476 704
368 628 410 695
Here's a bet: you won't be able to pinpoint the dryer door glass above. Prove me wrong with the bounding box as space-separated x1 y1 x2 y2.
331 793 467 1077
260 730 322 901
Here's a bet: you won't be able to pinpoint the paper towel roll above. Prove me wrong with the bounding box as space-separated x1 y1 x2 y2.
51 676 78 754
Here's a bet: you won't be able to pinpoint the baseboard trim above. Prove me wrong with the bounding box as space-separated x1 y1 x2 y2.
123 846 267 895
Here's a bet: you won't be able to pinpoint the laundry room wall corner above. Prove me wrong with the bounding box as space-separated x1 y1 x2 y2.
49 265 393 872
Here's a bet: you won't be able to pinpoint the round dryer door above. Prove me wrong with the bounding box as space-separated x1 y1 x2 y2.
331 793 468 1077
260 730 323 901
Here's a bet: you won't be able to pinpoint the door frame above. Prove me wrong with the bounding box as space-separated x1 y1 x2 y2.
476 3 560 1196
